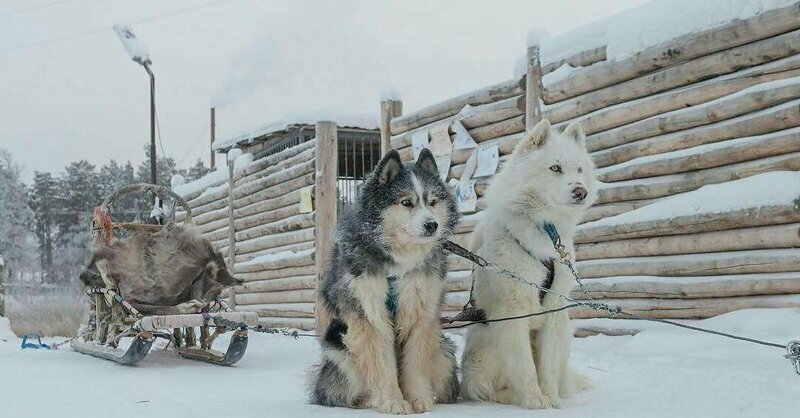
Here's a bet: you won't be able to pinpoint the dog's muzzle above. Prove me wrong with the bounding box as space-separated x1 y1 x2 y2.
423 220 439 236
571 186 588 204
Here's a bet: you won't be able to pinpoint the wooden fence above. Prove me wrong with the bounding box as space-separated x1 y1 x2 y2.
174 3 800 332
382 2 800 330
175 132 322 330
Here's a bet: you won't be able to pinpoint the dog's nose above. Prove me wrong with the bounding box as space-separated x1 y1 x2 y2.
572 186 588 203
423 220 438 234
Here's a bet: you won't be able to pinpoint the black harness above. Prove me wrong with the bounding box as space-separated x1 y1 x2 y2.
508 230 556 303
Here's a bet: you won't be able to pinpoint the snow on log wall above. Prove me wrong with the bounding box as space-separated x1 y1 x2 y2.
175 139 317 330
389 1 800 328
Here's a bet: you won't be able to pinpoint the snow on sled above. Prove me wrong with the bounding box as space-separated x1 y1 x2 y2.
71 184 257 366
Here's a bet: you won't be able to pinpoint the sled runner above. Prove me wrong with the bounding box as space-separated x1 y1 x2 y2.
71 184 257 366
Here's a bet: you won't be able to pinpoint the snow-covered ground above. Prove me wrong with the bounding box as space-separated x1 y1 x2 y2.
1 309 799 418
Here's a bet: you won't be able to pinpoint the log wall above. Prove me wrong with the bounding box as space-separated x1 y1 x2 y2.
175 138 318 330
387 2 800 331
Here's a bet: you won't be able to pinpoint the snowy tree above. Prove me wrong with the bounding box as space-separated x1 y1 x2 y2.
136 145 183 188
186 158 212 182
29 172 58 277
0 150 36 282
56 160 101 245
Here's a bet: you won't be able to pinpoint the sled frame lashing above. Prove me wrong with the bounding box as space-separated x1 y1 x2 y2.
72 184 258 366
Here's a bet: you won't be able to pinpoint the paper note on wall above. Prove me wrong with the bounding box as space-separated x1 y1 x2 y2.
299 188 313 213
435 155 451 182
429 123 453 156
460 150 477 183
411 130 429 160
474 143 499 178
451 120 477 150
450 178 477 212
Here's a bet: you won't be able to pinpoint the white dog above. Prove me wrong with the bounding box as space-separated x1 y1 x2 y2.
460 119 597 409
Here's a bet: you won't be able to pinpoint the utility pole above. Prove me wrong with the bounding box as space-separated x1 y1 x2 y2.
210 107 216 169
145 63 156 185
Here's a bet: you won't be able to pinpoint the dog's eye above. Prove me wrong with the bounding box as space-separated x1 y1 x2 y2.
429 199 437 207
401 199 413 207
577 167 583 173
549 164 562 173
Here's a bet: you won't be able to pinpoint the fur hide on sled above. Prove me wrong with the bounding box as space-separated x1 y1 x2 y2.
79 223 242 315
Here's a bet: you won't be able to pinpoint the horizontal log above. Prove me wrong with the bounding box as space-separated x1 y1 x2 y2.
235 213 314 242
575 272 800 299
593 100 800 168
236 227 315 255
581 199 656 224
234 204 304 232
569 294 800 320
187 183 229 209
546 30 800 122
257 316 315 330
576 248 800 278
577 201 800 243
201 225 229 243
455 212 482 234
597 152 800 204
235 173 314 209
578 65 800 138
235 302 315 318
235 241 315 265
576 223 800 260
599 127 800 183
445 270 473 292
237 266 317 283
188 192 229 217
470 115 525 142
235 138 316 181
545 3 800 102
195 215 229 235
542 45 606 74
236 275 315 294
235 147 314 189
390 78 523 136
460 95 524 129
235 289 316 305
234 186 310 219
573 324 641 338
234 249 315 273
234 159 315 199
190 206 228 226
588 76 800 152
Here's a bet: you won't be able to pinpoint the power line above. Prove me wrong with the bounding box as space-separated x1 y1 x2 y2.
0 0 237 55
0 0 79 17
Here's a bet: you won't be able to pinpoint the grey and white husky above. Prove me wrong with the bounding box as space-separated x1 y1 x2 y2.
307 149 460 414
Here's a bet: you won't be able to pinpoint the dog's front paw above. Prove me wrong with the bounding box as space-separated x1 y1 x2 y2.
409 397 434 413
376 398 414 415
519 393 559 410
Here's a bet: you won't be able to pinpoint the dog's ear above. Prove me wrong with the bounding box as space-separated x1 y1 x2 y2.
514 119 551 154
562 122 586 146
373 150 403 185
415 148 439 177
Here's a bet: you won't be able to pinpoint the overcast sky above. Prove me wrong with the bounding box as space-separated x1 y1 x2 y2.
0 0 645 182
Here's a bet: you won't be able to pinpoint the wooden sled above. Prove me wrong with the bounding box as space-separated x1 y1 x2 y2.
71 184 257 366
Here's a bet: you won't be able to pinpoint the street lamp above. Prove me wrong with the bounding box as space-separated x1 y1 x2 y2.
113 24 156 186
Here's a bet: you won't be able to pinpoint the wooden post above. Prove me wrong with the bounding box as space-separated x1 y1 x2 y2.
226 155 237 309
380 100 403 156
314 121 338 332
525 44 544 130
210 107 216 169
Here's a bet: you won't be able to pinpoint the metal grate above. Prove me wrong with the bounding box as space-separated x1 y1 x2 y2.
336 130 381 214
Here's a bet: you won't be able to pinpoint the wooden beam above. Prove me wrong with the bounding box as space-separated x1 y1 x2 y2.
314 121 337 332
526 44 544 130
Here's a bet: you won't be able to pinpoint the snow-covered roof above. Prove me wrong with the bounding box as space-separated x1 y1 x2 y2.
540 0 797 65
213 113 380 152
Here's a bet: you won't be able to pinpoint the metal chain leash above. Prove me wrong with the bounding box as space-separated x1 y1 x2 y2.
443 237 800 377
